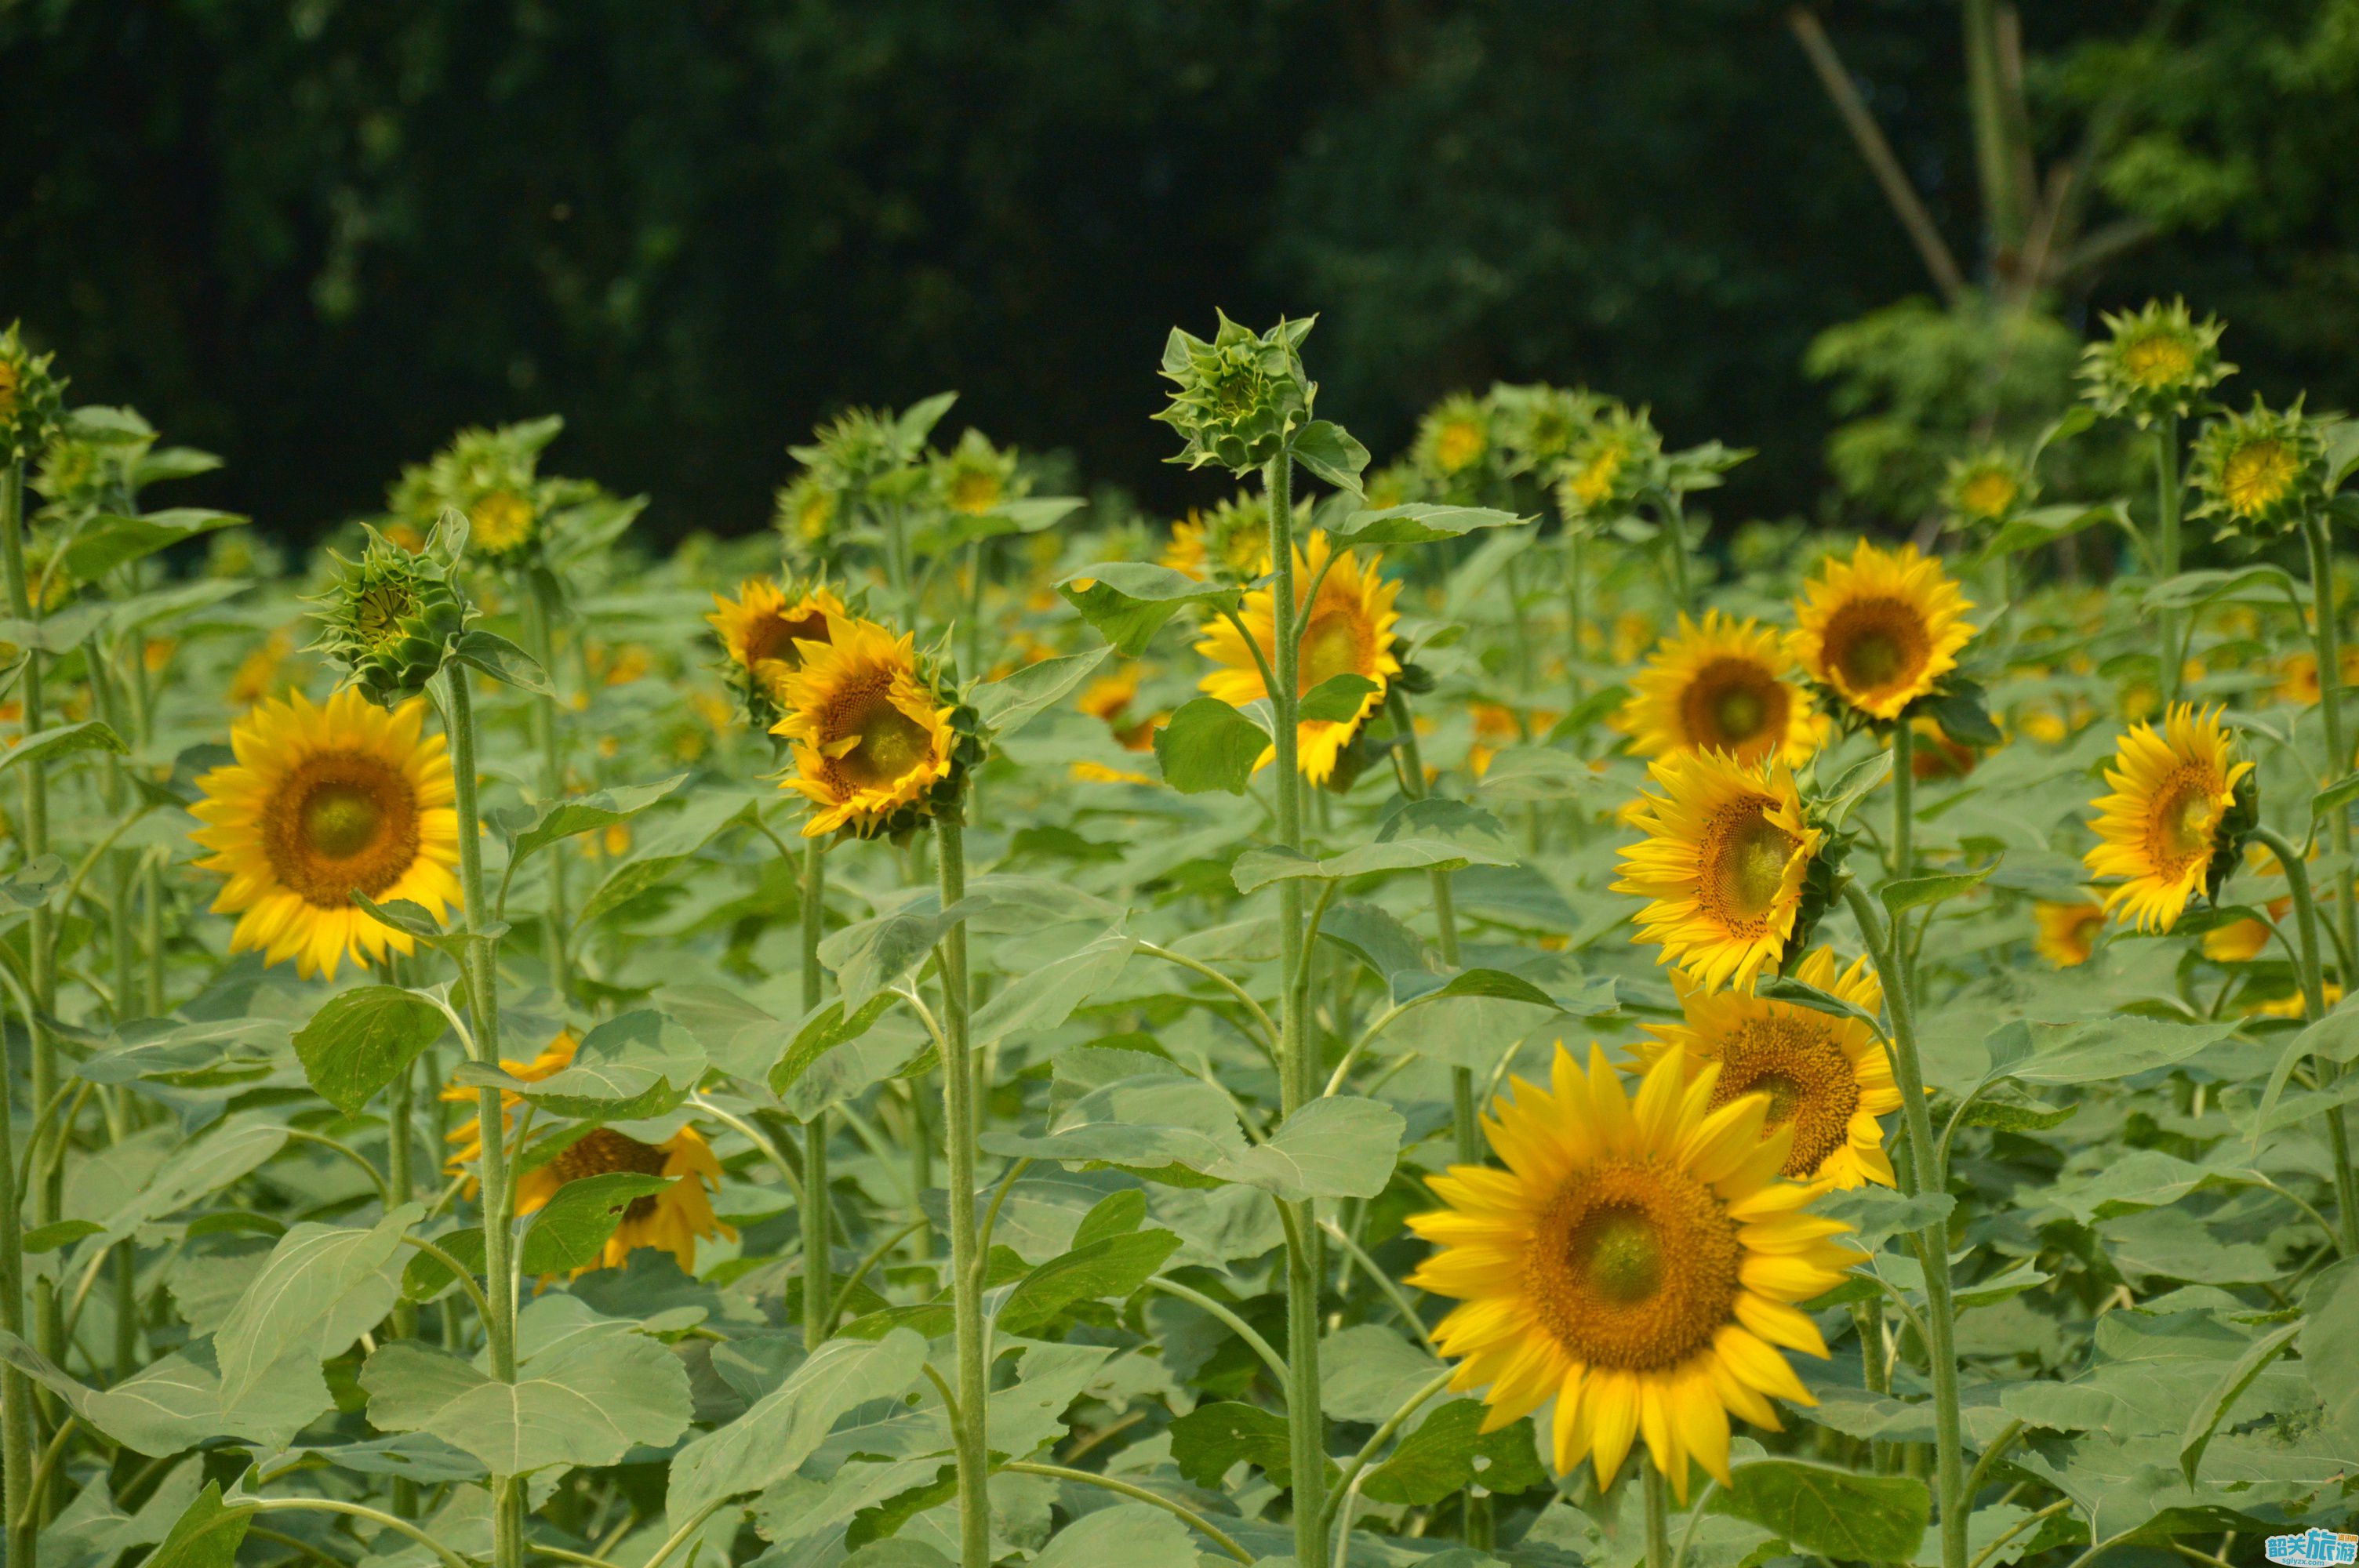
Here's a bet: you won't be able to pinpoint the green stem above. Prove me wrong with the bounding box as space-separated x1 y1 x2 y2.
1856 1298 1891 1472
800 837 831 1348
2251 824 2359 1256
1143 1277 1290 1393
1841 881 1965 1568
1659 493 1694 615
1563 524 1587 706
520 575 572 1002
2303 515 2357 971
933 813 988 1568
2156 416 2183 705
1891 720 1916 883
0 950 34 1568
1643 1464 1671 1568
139 855 164 1017
1264 449 1327 1568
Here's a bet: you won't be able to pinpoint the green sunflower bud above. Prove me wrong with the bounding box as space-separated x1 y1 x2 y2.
388 418 564 570
1493 383 1604 477
0 324 66 469
2078 299 2233 428
1154 311 1318 475
774 472 840 557
934 428 1023 517
312 521 471 706
2191 396 2329 539
1412 392 1495 484
1554 403 1663 525
1941 448 2032 532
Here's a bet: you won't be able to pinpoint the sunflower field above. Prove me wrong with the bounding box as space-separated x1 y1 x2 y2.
0 297 2349 1568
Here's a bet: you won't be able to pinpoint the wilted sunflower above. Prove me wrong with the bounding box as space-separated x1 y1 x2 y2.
2079 299 2232 426
1637 949 1898 1190
1613 750 1823 993
1790 540 1975 723
2085 704 2255 933
707 578 845 722
1407 1044 1852 1497
443 1032 731 1276
190 688 460 979
772 612 961 838
1616 612 1826 768
1194 530 1402 784
2032 901 2106 968
2191 397 2328 536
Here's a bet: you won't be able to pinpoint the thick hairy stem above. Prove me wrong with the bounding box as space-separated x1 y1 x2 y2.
2155 418 2183 705
935 815 989 1568
2252 825 2359 1256
1891 721 1916 883
521 579 572 1001
2304 517 2359 971
800 838 832 1347
0 969 33 1568
1643 1465 1670 1568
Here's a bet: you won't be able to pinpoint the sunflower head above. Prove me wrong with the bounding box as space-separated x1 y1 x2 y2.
0 324 64 467
771 612 977 840
1493 383 1601 476
2191 397 2329 539
1154 311 1318 474
775 472 840 554
1161 492 1277 583
311 524 471 706
1612 750 1828 993
793 404 936 495
1942 449 2030 532
1790 540 1976 727
387 418 564 569
1413 392 1494 481
707 575 851 726
1407 1044 1853 1496
1616 611 1828 768
935 428 1023 517
2084 703 2259 933
1555 404 1662 525
2033 900 2106 968
190 688 462 979
2080 299 2232 427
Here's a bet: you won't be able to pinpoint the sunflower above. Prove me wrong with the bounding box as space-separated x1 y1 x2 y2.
1161 495 1274 583
772 612 960 838
1078 670 1160 751
936 428 1020 517
1194 530 1402 784
190 688 460 980
1612 750 1823 993
1790 541 1976 723
707 578 845 719
2079 299 2232 427
468 489 536 559
443 1032 732 1276
1616 612 1825 768
2033 901 2106 968
1909 718 1979 781
1942 450 2030 530
1636 949 1898 1190
1407 1044 1852 1497
776 474 838 547
2084 704 2255 933
1415 393 1492 480
1467 701 1560 778
2192 398 2328 535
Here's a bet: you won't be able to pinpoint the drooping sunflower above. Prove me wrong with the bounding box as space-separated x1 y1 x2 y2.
1790 540 1976 723
772 612 961 838
190 688 460 980
1407 1044 1852 1497
1637 949 1898 1191
1194 530 1402 784
707 578 845 721
1616 612 1826 768
2033 901 2106 968
443 1032 732 1276
2084 704 2255 933
1613 750 1824 993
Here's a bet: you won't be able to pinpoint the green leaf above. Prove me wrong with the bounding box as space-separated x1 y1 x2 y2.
21 1218 102 1253
450 628 555 695
1231 835 1514 895
576 791 762 926
0 1331 330 1455
1209 1095 1401 1200
503 775 689 863
970 931 1133 1049
1392 966 1560 1009
2179 1319 2302 1485
401 1227 486 1303
520 1173 672 1276
1879 863 1997 918
496 1010 706 1120
2314 775 2359 825
1299 671 1379 723
978 1075 1243 1174
1476 745 1601 804
291 985 450 1116
972 646 1114 740
1818 750 1893 829
666 1328 931 1528
0 720 126 773
1291 419 1371 491
1329 502 1526 544
60 509 243 584
996 1229 1182 1337
772 992 900 1096
2144 564 2303 612
1362 1399 1495 1506
1153 696 1267 795
1759 974 1884 1036
1169 1399 1299 1488
1987 1016 2243 1087
0 854 66 913
1028 1504 1203 1568
843 1544 954 1568
1059 564 1241 657
1709 1460 1929 1562
141 1483 253 1568
820 900 979 1011
1069 1189 1147 1249
2301 1258 2359 1445
215 1204 421 1410
93 1115 289 1246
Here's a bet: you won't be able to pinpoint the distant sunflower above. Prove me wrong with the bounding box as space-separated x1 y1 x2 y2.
2085 704 2254 933
2033 901 2106 968
1161 495 1274 583
772 612 958 838
190 689 460 979
1078 669 1160 752
443 1032 731 1276
1194 531 1402 784
707 578 845 718
1790 541 1975 723
1613 750 1823 993
468 488 537 561
1616 612 1825 768
1637 949 1898 1190
1407 1044 1852 1497
1415 393 1492 480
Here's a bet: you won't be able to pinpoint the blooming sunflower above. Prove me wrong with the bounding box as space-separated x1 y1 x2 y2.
1790 540 1976 723
1194 531 1402 784
443 1032 731 1276
1637 949 1898 1191
1613 750 1824 993
1616 612 1826 768
2084 704 2255 933
1407 1044 1853 1497
1161 494 1274 583
2033 901 2106 968
707 578 845 720
190 688 460 979
772 612 961 838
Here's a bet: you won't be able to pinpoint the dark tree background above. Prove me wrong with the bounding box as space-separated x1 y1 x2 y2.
6 0 2357 542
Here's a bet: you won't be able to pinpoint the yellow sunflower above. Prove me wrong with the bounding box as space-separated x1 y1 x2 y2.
1194 530 1402 784
1616 612 1826 767
443 1033 732 1276
772 612 958 838
2033 901 2106 967
1636 949 1899 1191
1407 1044 1852 1497
468 489 536 557
1790 541 1976 722
1161 497 1274 583
1613 750 1823 993
2084 704 2253 933
190 688 460 980
1078 670 1161 752
707 578 845 710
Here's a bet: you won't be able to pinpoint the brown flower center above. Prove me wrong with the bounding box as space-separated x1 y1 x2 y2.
261 753 422 909
551 1127 671 1221
1823 598 1931 700
1706 1011 1862 1180
1525 1157 1741 1371
1680 659 1789 760
820 674 936 794
1699 798 1800 931
2146 765 2225 877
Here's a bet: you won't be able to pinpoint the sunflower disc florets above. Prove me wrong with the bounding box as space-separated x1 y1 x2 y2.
390 417 567 571
2191 396 2331 539
1154 311 1318 475
1942 448 2033 533
0 324 65 469
1411 391 1495 488
313 521 471 706
2079 299 2233 428
772 612 983 842
1555 403 1663 526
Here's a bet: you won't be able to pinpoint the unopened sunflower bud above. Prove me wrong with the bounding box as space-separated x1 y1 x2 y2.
1942 448 2032 532
313 524 471 706
0 324 65 469
2193 397 2329 539
935 429 1022 517
1555 404 1663 525
1154 312 1317 475
2079 299 2232 428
